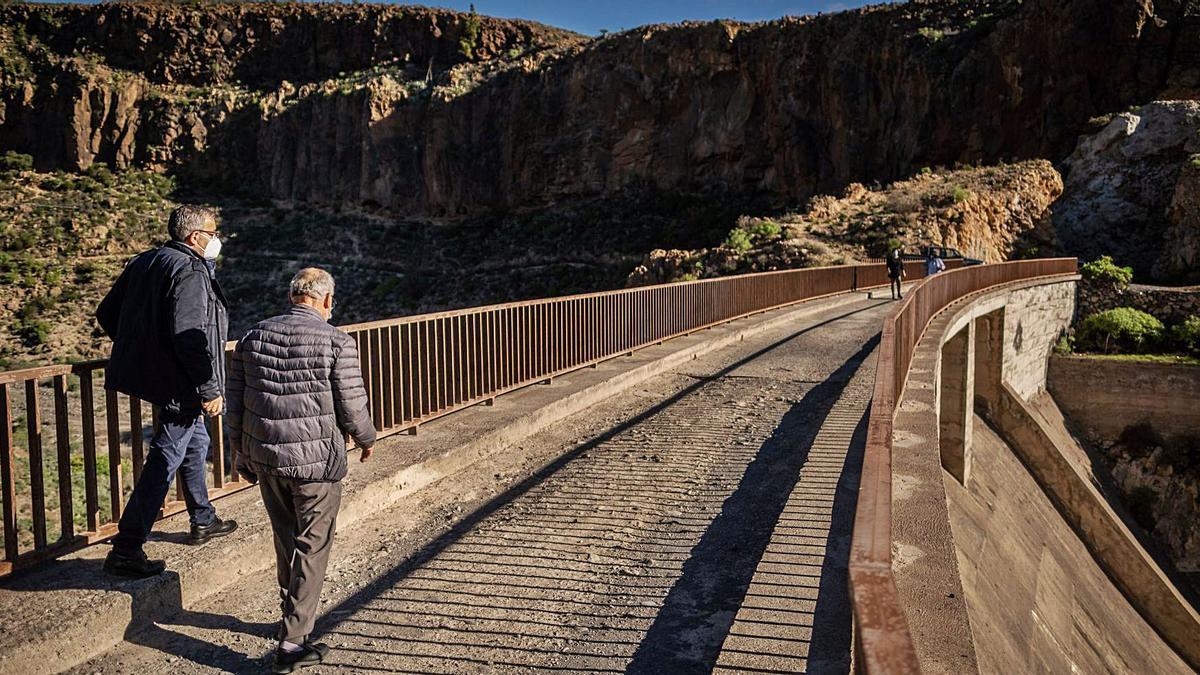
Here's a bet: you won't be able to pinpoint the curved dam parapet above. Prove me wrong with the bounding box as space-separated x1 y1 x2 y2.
888 274 1200 673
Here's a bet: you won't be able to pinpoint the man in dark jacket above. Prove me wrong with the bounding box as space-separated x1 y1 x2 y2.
887 246 905 300
96 205 238 578
229 267 376 673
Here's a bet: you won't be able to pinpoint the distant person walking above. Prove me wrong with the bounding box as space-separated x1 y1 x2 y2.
229 268 376 673
887 247 905 300
96 205 238 579
926 248 946 277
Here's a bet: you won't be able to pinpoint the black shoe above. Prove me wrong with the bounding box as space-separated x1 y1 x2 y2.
103 549 166 579
272 644 324 673
189 517 238 545
304 641 330 658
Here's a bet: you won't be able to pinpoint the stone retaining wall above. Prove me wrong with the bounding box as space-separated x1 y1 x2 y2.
1077 278 1200 324
1047 356 1200 446
1047 356 1200 575
1003 281 1076 400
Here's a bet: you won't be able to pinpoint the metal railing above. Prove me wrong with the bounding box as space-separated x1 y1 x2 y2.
0 361 245 577
0 260 925 577
848 258 1078 674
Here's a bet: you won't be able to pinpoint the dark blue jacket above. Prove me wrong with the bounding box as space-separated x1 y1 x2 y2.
96 241 229 415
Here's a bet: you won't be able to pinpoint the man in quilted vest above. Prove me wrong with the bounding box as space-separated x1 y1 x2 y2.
228 267 376 673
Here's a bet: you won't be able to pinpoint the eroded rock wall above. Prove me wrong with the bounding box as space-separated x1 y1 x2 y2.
1 3 579 87
1 0 1196 216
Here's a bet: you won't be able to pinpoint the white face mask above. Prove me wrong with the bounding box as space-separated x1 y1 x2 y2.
202 235 222 260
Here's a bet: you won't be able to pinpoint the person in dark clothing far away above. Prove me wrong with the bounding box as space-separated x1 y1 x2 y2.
926 247 946 277
96 205 238 579
887 247 906 300
229 267 376 674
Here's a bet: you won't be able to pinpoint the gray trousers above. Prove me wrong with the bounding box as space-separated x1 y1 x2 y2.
259 474 342 644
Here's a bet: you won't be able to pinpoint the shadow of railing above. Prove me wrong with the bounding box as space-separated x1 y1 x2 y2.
298 301 887 671
627 336 877 672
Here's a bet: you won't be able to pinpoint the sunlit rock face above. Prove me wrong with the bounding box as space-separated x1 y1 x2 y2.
1054 101 1200 283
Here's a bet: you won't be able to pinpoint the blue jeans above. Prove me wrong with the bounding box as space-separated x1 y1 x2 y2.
112 412 216 555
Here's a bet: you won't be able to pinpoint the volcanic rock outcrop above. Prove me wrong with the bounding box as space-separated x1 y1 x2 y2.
1054 100 1200 283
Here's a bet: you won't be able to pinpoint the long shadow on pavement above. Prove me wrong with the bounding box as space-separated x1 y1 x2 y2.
8 299 885 672
625 335 877 673
307 301 885 664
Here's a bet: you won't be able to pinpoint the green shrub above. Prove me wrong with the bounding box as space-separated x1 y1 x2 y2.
4 228 36 251
1173 315 1200 356
1052 333 1073 356
459 9 481 58
723 228 753 253
371 275 405 303
950 186 971 203
1080 255 1133 286
0 151 32 172
85 163 116 187
918 27 945 42
75 260 101 282
17 319 50 347
746 219 781 241
1077 308 1164 354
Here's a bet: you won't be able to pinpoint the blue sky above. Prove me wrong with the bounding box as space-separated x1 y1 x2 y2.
424 1 870 35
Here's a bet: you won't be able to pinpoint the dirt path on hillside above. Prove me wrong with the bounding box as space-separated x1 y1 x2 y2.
73 298 889 675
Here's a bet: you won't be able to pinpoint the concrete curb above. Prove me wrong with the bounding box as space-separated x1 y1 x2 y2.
1 289 877 675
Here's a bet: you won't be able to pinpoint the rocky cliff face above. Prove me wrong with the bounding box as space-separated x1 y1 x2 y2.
0 0 1195 217
0 3 583 196
1164 154 1200 281
1053 101 1200 282
3 3 576 88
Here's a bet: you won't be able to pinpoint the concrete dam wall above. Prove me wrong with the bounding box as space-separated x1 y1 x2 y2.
890 276 1200 673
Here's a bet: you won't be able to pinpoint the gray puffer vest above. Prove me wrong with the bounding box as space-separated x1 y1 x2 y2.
228 304 377 482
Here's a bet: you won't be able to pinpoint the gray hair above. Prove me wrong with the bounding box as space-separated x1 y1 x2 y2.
168 205 218 242
290 267 335 301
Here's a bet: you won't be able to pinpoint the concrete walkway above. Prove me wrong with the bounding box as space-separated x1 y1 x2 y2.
713 359 874 674
13 291 891 675
309 300 882 674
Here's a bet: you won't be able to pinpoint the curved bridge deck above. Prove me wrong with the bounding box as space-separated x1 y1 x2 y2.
73 296 890 674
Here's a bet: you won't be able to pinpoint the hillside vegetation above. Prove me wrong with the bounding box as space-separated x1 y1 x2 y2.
627 160 1062 285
